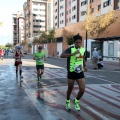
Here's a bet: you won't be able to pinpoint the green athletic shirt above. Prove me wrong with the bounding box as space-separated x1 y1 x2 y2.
34 51 45 65
64 46 85 72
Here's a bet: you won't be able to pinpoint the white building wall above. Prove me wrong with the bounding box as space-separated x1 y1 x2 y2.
79 0 90 21
101 0 114 15
103 41 120 61
54 0 58 29
57 42 62 57
71 0 77 24
59 1 65 28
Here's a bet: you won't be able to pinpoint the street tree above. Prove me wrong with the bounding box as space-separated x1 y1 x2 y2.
62 28 74 46
39 31 48 43
47 29 56 43
5 43 13 49
21 40 27 47
33 38 39 44
81 9 117 38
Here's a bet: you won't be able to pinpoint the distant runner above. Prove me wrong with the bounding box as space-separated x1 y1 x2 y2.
13 46 24 78
33 46 46 82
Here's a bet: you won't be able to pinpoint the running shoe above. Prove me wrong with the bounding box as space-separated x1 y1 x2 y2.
20 76 23 79
74 98 80 111
66 99 71 110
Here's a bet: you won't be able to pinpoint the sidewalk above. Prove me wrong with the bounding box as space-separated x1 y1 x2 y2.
0 60 43 120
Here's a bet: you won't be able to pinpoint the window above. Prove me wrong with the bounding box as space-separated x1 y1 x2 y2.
98 4 101 11
81 1 87 6
72 6 76 11
103 0 110 8
69 17 71 21
81 11 86 16
55 2 57 5
72 15 76 19
55 23 57 26
91 8 94 13
72 0 75 2
69 9 71 13
92 0 94 2
108 43 114 56
55 16 57 19
60 5 64 9
33 25 42 28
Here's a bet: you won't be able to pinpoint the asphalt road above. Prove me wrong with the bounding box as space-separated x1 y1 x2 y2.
1 53 119 120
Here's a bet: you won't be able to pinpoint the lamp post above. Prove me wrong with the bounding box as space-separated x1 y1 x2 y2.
85 30 88 62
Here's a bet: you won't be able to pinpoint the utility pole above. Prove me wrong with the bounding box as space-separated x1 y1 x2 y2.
85 30 88 62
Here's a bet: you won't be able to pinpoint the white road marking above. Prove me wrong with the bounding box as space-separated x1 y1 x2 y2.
86 107 110 120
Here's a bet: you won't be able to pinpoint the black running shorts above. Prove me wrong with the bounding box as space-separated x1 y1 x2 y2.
36 65 44 70
67 71 84 80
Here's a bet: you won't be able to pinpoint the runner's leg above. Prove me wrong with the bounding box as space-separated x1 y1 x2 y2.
39 65 44 79
19 64 23 78
74 78 85 111
16 66 18 77
67 79 74 100
76 78 86 100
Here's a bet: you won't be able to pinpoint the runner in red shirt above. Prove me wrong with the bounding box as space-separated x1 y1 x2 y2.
13 46 24 78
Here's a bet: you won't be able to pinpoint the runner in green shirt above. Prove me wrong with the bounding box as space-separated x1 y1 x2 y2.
33 46 46 82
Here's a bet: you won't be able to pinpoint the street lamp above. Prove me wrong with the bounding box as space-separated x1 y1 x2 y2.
85 30 88 62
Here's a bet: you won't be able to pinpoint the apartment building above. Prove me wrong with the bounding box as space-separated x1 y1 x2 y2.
12 11 24 45
23 0 53 42
54 0 120 29
52 0 120 61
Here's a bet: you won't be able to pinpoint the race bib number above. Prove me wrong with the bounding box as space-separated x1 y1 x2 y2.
74 64 83 73
38 57 43 62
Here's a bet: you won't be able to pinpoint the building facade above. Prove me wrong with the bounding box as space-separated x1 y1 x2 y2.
52 0 120 62
23 0 53 43
12 11 24 45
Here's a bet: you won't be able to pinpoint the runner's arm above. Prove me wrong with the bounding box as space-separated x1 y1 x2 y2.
60 47 79 58
44 54 46 61
60 47 72 58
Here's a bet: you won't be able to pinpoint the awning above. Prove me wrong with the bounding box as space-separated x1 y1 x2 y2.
94 36 120 41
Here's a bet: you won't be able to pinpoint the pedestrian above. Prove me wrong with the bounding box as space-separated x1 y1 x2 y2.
57 51 59 57
92 48 99 69
33 46 46 82
53 51 54 57
13 46 24 78
97 58 104 69
60 33 87 111
6 49 9 57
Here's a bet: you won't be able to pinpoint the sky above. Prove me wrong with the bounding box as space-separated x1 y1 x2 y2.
0 0 27 45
